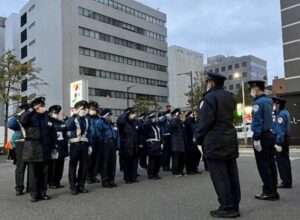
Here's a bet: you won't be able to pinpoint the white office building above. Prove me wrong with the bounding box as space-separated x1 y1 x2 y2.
168 45 204 109
6 0 168 116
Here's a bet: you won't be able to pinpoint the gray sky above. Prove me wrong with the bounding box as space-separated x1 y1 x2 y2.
0 0 284 83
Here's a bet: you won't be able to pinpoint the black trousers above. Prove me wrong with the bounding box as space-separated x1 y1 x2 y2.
138 144 148 169
123 155 138 182
48 158 65 187
87 141 101 181
148 155 161 177
101 140 116 184
28 162 49 198
207 159 241 211
68 142 89 191
172 152 185 175
186 147 201 173
254 131 277 195
162 135 171 168
15 142 28 193
275 138 292 186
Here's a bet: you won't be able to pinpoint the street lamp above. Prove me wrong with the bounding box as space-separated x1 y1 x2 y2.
126 85 135 108
233 72 247 145
178 71 194 113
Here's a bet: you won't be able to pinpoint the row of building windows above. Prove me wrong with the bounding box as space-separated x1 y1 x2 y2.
80 66 168 87
94 0 166 27
224 84 241 91
79 47 167 72
79 27 166 57
78 7 166 42
20 4 35 28
89 87 168 103
208 62 248 73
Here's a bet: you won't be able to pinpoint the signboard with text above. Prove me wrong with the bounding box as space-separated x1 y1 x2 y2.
70 80 89 108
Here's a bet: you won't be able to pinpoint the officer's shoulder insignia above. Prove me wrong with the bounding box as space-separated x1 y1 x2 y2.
199 101 204 109
277 117 284 124
253 105 259 112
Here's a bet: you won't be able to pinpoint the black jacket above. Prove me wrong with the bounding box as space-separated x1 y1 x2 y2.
183 116 197 150
195 87 239 160
19 110 56 162
117 113 138 157
48 117 69 158
170 117 185 152
137 118 146 146
143 118 162 156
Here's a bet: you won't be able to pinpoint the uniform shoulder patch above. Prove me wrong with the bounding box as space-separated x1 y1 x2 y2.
199 101 204 109
253 105 259 112
277 117 284 124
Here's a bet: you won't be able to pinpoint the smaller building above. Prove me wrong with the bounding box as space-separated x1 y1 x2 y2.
0 16 6 126
205 55 268 94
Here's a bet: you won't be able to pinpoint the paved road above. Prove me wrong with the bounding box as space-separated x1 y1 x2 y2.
0 149 300 220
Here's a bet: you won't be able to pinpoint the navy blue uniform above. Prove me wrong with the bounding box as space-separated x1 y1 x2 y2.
273 109 292 187
251 95 277 195
195 87 240 212
158 115 171 170
137 118 147 169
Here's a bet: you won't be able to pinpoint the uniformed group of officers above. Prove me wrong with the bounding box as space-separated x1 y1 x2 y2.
7 71 293 218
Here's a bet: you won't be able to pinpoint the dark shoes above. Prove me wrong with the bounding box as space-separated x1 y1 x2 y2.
70 190 78 195
278 183 292 189
210 209 240 218
163 167 171 172
49 184 64 189
87 178 100 184
148 176 162 180
16 191 24 196
31 197 39 203
31 194 51 202
78 188 89 193
255 193 280 201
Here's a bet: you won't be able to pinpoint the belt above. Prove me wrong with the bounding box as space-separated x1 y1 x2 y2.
162 133 170 136
146 139 160 142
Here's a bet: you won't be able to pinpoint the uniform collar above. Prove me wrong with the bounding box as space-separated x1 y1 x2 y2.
254 94 266 101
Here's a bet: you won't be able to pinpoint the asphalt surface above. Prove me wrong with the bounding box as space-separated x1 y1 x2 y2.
0 149 300 220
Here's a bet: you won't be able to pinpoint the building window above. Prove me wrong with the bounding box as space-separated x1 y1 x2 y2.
236 84 240 89
242 62 247 67
228 65 232 71
28 22 35 29
221 66 226 72
242 72 247 78
215 68 219 73
21 79 28 92
21 13 27 27
29 39 36 47
21 46 27 59
228 75 233 80
235 63 239 69
21 29 27 43
28 4 35 12
229 85 234 90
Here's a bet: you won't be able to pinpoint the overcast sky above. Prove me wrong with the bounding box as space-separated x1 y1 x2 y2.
0 0 284 83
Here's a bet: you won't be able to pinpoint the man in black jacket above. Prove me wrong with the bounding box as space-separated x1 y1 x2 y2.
117 108 139 183
184 111 201 175
170 108 186 177
195 72 240 218
137 112 148 169
19 97 56 202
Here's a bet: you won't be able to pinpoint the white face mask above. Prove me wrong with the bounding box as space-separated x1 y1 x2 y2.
78 109 87 117
151 118 156 123
52 113 59 119
89 110 96 116
250 88 257 98
128 113 136 120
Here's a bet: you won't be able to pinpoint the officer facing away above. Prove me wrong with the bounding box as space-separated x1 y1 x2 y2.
248 80 279 201
195 72 241 218
272 97 292 188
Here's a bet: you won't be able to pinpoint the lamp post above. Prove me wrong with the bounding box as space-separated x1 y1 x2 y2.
233 72 247 145
178 71 194 113
126 85 135 108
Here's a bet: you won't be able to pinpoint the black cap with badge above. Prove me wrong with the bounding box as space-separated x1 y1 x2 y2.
247 79 266 90
31 97 45 108
49 105 61 113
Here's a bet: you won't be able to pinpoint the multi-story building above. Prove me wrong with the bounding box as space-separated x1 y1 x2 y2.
205 55 267 94
8 0 168 117
0 17 5 126
278 0 300 144
168 45 204 109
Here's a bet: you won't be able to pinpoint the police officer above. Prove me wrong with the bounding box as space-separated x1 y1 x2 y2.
19 97 56 202
97 109 118 188
86 101 101 184
65 100 91 195
170 108 186 177
195 72 240 218
184 111 201 175
158 110 172 171
143 112 162 180
248 80 279 201
48 105 68 189
137 112 148 170
117 108 139 184
272 97 292 188
8 103 30 196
